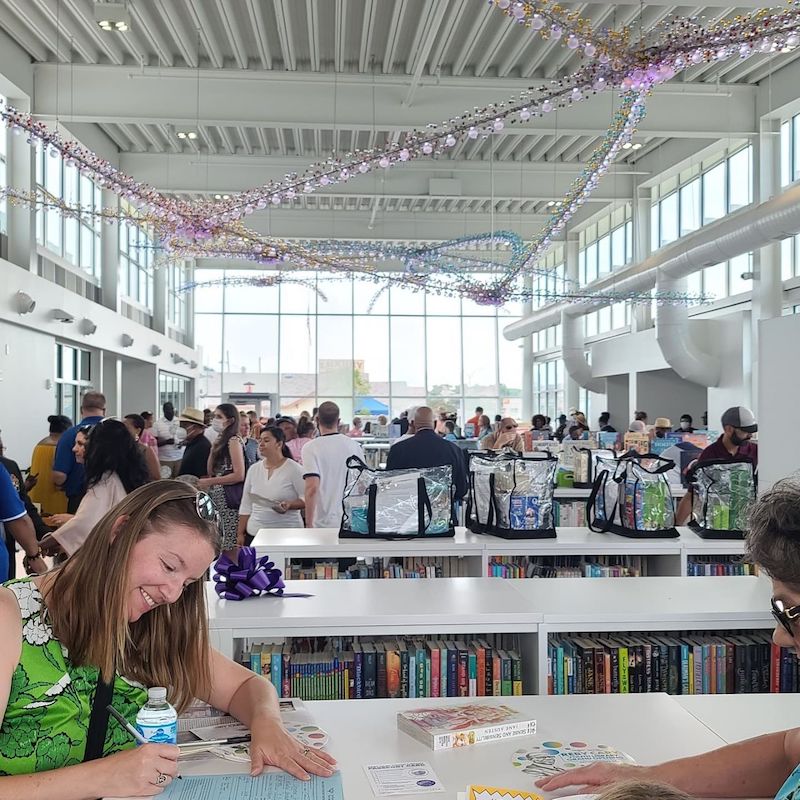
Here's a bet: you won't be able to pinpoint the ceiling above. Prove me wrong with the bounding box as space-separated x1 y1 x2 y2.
0 0 797 241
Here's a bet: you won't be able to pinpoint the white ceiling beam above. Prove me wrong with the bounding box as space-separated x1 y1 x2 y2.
50 0 123 65
129 2 175 67
255 127 270 156
32 65 758 139
334 0 346 73
217 126 236 155
197 125 218 155
246 0 272 70
117 123 148 151
0 5 49 63
358 0 377 74
273 0 297 71
97 122 128 151
403 0 449 106
154 1 198 68
184 0 224 70
383 0 407 74
236 126 253 155
214 0 248 70
120 150 642 200
159 123 181 153
452 2 494 76
4 0 71 61
497 25 535 78
137 124 163 152
305 0 320 72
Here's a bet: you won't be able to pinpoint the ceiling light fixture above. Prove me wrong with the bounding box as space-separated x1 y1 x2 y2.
177 131 198 140
631 143 643 150
94 2 130 32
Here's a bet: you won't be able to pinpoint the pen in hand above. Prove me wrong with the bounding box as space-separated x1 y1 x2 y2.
106 705 183 779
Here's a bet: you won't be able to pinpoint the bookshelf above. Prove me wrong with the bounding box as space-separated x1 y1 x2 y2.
207 575 776 699
252 527 753 581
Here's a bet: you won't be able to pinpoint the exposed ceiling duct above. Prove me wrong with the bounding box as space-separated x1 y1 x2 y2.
561 310 607 394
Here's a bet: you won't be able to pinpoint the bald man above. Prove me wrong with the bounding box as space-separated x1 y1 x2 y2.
385 406 468 504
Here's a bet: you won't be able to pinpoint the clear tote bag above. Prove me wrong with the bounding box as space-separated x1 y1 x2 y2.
687 457 756 540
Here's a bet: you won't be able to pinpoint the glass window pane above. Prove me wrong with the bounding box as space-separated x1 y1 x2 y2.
46 206 62 252
317 316 353 396
280 271 318 314
390 283 425 314
353 277 389 314
611 302 627 329
782 120 791 187
64 218 79 265
426 317 461 395
650 203 660 251
679 179 701 236
586 311 598 337
463 317 497 395
598 306 611 332
80 225 95 276
702 162 726 224
317 276 353 314
390 317 425 397
223 315 279 381
425 289 461 316
782 236 794 281
728 253 752 295
224 270 279 313
611 227 625 268
597 235 611 275
280 315 317 406
585 242 598 283
44 150 62 194
659 192 679 246
728 147 752 212
194 269 224 313
703 263 727 299
354 316 389 398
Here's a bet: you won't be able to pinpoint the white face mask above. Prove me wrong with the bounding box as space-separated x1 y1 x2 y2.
211 418 227 433
680 421 690 430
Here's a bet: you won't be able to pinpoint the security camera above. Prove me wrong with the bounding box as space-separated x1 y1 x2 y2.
740 271 755 281
13 291 36 315
51 308 75 323
79 318 97 336
150 344 162 356
121 334 134 347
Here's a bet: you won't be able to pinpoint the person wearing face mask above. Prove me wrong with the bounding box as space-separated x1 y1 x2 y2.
675 406 758 523
675 414 695 433
653 418 672 439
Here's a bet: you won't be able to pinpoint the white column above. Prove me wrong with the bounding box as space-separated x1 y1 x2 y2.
750 119 783 414
6 95 35 271
632 184 653 332
152 263 167 335
521 276 533 420
564 234 580 412
100 189 120 312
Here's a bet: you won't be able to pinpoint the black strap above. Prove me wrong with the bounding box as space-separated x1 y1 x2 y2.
84 672 114 762
416 476 432 533
367 483 378 534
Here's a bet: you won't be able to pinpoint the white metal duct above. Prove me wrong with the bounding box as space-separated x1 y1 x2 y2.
561 310 606 393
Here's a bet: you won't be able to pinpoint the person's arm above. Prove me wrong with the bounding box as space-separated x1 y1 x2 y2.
303 476 319 528
199 439 245 489
51 435 72 488
143 445 161 481
535 729 798 798
676 491 693 524
48 482 113 556
5 516 47 573
236 514 250 546
202 648 336 780
0 587 179 799
153 422 174 447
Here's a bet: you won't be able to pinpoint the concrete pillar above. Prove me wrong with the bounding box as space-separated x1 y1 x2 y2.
100 189 119 312
152 262 167 335
632 185 653 332
185 260 195 347
564 235 580 412
750 119 783 416
6 95 35 271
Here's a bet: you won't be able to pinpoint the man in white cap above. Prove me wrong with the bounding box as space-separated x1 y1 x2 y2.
676 406 758 522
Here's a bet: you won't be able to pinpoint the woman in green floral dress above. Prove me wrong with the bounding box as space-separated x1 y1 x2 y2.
0 481 336 798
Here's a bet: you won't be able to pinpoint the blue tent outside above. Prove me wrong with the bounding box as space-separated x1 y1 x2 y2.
354 396 389 415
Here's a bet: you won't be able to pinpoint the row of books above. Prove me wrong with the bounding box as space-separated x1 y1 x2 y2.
285 556 473 580
686 555 759 577
244 635 523 700
547 631 798 696
487 554 648 579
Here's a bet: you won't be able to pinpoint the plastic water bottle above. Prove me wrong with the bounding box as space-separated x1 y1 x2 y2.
135 687 177 744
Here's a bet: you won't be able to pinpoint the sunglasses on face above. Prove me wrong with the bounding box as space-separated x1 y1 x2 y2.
504 425 518 431
195 491 221 532
772 597 800 637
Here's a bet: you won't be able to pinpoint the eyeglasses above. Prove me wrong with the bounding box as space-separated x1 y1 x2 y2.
504 425 518 431
771 597 800 637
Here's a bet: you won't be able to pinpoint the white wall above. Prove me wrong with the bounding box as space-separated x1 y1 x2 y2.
758 313 800 489
635 368 707 427
120 360 159 417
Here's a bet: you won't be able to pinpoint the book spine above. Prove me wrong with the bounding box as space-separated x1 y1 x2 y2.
376 647 387 699
458 647 469 697
446 646 457 698
468 649 477 697
430 719 538 751
618 647 629 695
511 651 523 696
355 650 364 700
430 646 441 699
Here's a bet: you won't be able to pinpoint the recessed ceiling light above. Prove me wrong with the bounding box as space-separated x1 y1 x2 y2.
546 201 556 207
214 194 222 200
187 131 197 140
177 131 187 140
94 2 131 32
622 141 633 150
631 143 643 150
177 130 198 140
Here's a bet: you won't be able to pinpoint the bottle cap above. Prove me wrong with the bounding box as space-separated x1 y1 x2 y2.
148 687 167 701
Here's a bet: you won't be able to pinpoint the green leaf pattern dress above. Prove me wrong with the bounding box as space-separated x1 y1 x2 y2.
0 578 148 775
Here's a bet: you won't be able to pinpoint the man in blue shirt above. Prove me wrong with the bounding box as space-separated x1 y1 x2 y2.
52 391 105 513
0 467 47 581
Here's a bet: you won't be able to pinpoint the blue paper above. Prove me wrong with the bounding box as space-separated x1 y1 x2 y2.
159 772 343 800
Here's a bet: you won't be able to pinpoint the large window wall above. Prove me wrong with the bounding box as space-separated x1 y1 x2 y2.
35 143 102 281
0 93 6 236
194 270 524 422
54 343 92 422
159 372 188 413
532 358 564 421
649 145 753 301
120 211 156 312
167 262 189 331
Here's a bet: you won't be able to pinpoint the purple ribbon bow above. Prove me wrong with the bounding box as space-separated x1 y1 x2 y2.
213 547 311 600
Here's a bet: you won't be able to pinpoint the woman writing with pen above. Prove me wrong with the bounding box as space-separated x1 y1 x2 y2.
0 481 336 798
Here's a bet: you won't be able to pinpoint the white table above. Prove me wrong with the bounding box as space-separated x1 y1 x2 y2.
677 694 800 743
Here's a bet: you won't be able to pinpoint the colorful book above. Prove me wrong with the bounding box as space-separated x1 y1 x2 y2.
397 703 536 751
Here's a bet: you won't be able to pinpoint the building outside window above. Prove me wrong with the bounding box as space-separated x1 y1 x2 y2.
193 270 524 423
159 372 188 414
35 143 102 281
54 343 92 422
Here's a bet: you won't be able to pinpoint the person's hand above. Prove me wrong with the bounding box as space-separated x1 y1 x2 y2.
40 533 66 557
196 478 212 490
248 717 337 781
273 502 288 515
45 513 73 527
534 762 645 793
24 473 38 493
96 743 180 798
23 554 48 575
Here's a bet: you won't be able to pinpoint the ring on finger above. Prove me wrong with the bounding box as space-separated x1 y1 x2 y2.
156 772 167 785
302 746 311 757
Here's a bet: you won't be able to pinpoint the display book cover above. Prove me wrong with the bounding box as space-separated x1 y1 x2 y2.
396 703 536 751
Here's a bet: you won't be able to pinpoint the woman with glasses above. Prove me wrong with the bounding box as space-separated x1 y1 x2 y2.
0 481 336 796
479 417 524 453
535 479 800 800
40 420 150 558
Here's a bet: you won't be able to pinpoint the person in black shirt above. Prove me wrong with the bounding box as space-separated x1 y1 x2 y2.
177 407 212 479
598 412 616 433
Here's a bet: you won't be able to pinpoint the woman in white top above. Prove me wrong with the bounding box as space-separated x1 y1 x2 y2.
237 426 306 545
40 419 150 557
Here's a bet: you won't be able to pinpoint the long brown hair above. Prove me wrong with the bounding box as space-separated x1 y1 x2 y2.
210 403 239 468
44 481 221 712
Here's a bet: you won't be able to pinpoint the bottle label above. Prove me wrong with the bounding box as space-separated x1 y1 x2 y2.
136 721 178 744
